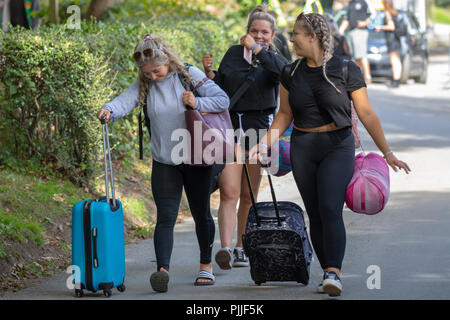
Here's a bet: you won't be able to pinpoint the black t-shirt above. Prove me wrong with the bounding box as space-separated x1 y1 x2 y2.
345 0 370 30
214 45 288 112
280 55 366 129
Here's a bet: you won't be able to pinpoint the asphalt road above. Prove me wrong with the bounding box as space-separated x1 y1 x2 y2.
2 55 450 301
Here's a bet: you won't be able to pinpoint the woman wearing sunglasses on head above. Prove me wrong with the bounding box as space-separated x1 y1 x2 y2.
97 35 230 293
250 13 410 297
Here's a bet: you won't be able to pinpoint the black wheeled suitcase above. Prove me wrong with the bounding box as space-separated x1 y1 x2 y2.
242 164 313 286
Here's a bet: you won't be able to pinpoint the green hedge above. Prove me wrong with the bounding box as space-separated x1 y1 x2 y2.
0 16 233 185
0 26 113 185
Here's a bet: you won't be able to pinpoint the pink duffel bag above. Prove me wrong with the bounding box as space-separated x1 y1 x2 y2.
345 152 390 215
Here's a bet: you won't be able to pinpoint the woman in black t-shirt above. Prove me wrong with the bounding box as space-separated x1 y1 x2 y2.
202 4 288 271
250 12 410 297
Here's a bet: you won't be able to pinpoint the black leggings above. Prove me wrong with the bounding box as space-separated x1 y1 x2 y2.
290 127 355 270
151 160 215 271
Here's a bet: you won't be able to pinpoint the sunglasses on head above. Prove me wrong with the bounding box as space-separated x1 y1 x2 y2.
133 48 153 61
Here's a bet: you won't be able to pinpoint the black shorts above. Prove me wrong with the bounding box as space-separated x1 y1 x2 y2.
230 109 274 151
386 32 401 53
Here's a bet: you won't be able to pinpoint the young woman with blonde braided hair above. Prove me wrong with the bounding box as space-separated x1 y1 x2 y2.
250 13 410 297
97 34 230 292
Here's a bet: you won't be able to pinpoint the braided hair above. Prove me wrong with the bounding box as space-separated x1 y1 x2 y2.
133 34 194 110
296 13 341 94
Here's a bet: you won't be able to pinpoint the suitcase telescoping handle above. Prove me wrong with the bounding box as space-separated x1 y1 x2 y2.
100 115 116 208
243 154 282 227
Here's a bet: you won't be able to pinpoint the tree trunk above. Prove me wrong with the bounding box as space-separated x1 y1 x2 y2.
86 0 123 21
50 0 59 23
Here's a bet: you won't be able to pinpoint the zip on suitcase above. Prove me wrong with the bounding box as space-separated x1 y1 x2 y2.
242 161 313 286
71 116 126 297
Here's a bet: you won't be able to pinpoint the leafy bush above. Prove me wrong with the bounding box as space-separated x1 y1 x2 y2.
0 25 113 185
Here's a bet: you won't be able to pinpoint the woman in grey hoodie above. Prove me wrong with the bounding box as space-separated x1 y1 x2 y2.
97 35 229 293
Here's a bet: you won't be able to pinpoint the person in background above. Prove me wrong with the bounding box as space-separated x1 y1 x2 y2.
269 10 292 62
375 0 402 88
2 0 41 32
324 13 352 60
339 0 375 83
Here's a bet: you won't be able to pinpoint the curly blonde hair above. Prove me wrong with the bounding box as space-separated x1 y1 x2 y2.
134 34 194 109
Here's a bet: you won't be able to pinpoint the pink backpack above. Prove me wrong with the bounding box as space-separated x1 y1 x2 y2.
345 152 390 215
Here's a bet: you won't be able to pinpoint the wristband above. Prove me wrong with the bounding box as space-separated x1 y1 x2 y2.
251 43 259 51
383 150 393 158
259 142 269 150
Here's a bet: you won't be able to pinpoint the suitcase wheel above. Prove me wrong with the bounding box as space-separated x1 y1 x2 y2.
75 289 84 298
103 289 112 298
117 284 126 293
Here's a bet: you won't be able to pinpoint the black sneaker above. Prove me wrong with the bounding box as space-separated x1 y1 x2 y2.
387 79 400 88
322 271 342 297
232 248 249 267
150 270 169 293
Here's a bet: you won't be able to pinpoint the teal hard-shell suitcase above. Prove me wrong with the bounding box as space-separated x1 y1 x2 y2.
71 117 126 297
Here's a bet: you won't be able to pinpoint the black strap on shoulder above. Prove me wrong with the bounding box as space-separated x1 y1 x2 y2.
342 58 352 99
228 66 258 110
138 103 151 160
342 58 349 84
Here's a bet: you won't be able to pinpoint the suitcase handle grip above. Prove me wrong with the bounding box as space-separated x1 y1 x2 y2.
92 228 99 268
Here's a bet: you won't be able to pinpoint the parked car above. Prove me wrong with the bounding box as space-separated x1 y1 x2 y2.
334 9 429 84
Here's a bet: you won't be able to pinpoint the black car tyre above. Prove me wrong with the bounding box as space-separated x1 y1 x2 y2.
416 59 428 84
400 53 411 84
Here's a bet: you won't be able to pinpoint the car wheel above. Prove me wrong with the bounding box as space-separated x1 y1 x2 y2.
400 53 410 84
415 59 428 84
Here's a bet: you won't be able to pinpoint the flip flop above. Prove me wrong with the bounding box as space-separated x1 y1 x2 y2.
150 270 169 293
194 270 216 286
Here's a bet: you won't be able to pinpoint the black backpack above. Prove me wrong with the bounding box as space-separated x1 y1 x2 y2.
393 14 407 38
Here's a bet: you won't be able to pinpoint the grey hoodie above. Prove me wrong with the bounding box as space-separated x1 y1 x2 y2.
101 65 230 165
